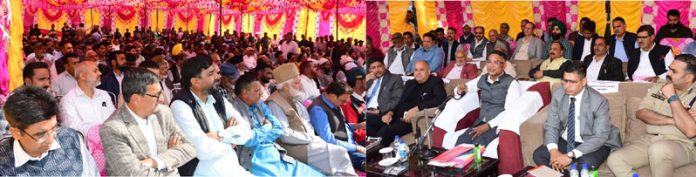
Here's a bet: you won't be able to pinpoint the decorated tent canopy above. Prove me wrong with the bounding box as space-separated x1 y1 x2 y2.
23 0 366 41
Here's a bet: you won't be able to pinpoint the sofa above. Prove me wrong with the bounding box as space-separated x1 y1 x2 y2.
519 82 696 177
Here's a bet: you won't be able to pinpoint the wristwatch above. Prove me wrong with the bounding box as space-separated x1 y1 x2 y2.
567 151 576 159
668 95 680 104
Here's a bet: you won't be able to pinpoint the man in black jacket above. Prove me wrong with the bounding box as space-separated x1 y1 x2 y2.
583 37 625 81
608 17 637 63
628 25 674 82
572 20 598 61
375 60 446 146
655 9 693 43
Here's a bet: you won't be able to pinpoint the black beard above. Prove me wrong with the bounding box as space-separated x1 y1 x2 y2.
205 82 220 95
552 33 562 40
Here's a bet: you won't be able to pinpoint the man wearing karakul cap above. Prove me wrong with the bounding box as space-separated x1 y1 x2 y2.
265 63 358 176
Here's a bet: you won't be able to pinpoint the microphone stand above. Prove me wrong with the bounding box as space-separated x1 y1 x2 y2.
413 97 450 160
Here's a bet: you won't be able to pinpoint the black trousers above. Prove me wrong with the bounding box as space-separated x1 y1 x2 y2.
455 123 498 146
366 113 384 137
532 138 611 168
372 118 413 146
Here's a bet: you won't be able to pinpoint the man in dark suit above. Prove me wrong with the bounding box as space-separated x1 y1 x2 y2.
375 60 446 146
628 25 674 82
533 62 622 171
608 17 637 63
655 9 693 43
583 37 625 81
365 59 404 137
572 21 598 61
440 27 460 67
97 51 130 105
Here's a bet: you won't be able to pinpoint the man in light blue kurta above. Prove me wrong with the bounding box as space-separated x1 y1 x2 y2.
231 74 324 177
406 33 444 73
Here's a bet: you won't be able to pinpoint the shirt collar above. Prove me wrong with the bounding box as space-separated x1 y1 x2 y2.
13 137 61 167
125 104 155 126
190 90 216 106
321 95 336 109
641 43 656 53
570 87 586 101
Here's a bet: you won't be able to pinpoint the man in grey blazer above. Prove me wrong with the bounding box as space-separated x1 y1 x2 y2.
533 62 622 171
365 58 405 137
101 69 196 176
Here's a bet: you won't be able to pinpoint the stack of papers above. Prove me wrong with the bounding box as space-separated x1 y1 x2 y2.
428 144 485 168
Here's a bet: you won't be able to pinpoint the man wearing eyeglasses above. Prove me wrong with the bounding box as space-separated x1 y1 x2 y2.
628 25 675 83
0 86 99 176
455 51 515 146
100 69 195 176
532 62 622 172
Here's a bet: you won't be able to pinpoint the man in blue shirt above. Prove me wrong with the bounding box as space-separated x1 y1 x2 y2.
406 33 444 73
230 74 324 177
309 82 367 171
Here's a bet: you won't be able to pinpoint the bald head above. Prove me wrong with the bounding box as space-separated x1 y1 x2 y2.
414 61 431 83
75 60 102 87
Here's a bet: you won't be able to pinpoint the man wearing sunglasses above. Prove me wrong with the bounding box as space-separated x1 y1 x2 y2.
0 86 99 176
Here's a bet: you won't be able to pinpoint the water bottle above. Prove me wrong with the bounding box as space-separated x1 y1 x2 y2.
580 163 590 177
398 140 408 162
569 163 579 177
393 136 402 159
398 139 408 162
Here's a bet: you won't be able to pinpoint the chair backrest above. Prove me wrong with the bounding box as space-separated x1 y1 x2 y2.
444 79 469 97
511 60 532 79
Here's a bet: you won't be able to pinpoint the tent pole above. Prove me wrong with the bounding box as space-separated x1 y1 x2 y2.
219 0 222 34
335 0 338 40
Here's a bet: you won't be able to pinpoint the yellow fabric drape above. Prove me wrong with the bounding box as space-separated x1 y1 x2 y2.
578 1 607 36
610 1 641 34
295 9 317 40
296 9 308 39
204 14 215 36
84 8 101 30
38 9 67 31
414 0 437 38
242 14 254 33
387 1 414 35
9 0 24 91
175 14 197 32
222 16 235 35
471 1 533 40
149 10 165 32
262 14 285 38
114 12 140 33
305 10 318 40
338 14 366 41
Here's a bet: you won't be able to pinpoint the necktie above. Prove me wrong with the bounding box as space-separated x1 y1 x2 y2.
567 97 576 151
366 77 382 106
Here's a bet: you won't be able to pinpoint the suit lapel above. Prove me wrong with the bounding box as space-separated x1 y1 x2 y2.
579 87 593 135
560 93 570 126
119 107 152 157
152 109 166 155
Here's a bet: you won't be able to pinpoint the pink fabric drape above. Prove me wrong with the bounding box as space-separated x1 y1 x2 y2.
654 1 691 31
365 1 381 48
541 1 570 31
0 28 8 96
23 8 35 33
165 12 174 30
317 11 332 37
235 15 242 34
253 14 262 34
196 14 205 32
444 1 464 37
283 9 297 36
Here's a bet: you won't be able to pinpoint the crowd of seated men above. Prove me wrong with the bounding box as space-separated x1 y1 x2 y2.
367 9 695 177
